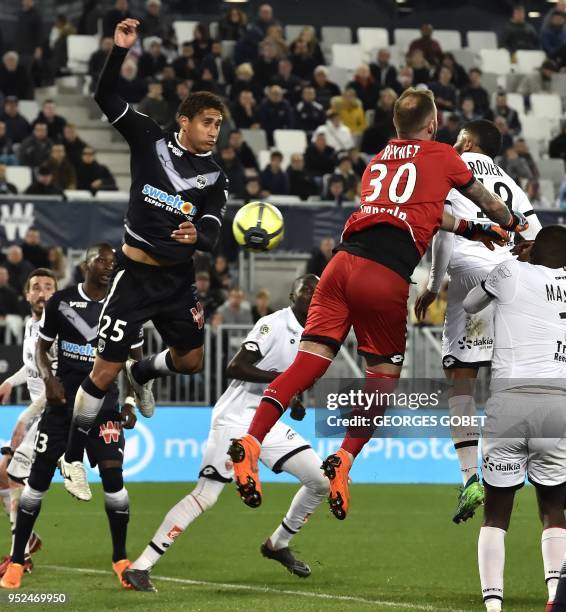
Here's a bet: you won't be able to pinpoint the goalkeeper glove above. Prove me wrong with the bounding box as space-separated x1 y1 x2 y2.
455 220 510 251
501 210 529 232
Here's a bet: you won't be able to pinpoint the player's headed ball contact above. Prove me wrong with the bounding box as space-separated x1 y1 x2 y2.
232 201 284 252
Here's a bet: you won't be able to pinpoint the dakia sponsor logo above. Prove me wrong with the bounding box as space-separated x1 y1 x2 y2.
142 184 197 216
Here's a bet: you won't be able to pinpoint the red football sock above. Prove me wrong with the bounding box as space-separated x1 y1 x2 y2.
341 371 400 459
248 349 332 443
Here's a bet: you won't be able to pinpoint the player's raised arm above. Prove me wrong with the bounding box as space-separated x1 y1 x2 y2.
226 345 280 384
440 209 510 251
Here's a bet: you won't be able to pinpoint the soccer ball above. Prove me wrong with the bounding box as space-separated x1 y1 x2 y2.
232 201 284 251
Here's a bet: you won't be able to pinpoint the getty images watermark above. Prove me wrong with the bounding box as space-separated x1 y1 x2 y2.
312 379 566 439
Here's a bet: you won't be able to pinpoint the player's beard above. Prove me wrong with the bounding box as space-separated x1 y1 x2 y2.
31 301 44 319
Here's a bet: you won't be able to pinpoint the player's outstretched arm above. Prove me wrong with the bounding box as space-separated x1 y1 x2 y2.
226 346 281 384
0 365 27 404
441 210 509 251
463 285 493 314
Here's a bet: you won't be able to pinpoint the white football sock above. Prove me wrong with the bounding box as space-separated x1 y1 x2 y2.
449 394 479 484
270 449 328 550
9 486 22 556
478 526 506 609
542 527 566 601
131 478 224 571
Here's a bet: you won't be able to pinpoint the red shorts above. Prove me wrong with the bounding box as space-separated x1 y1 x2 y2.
302 251 410 363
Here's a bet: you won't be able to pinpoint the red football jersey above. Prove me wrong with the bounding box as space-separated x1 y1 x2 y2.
342 139 474 256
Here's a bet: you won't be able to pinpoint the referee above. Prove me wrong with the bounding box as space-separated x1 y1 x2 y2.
60 19 229 501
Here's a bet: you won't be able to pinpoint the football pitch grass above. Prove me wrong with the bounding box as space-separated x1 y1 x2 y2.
0 482 548 611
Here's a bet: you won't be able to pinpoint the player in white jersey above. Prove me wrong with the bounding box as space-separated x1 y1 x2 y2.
414 120 542 523
122 275 328 592
462 226 566 612
0 268 57 574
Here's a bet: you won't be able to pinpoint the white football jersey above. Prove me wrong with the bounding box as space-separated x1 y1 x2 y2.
484 258 566 390
446 151 541 272
22 318 47 402
212 307 303 426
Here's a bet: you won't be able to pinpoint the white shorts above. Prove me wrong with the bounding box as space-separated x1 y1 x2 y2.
481 390 566 488
442 266 494 369
7 417 39 483
199 419 311 483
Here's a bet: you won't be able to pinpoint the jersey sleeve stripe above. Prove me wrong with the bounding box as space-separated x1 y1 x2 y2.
38 331 55 342
524 209 536 217
480 279 496 299
457 176 476 192
130 340 144 348
200 214 222 225
110 103 130 125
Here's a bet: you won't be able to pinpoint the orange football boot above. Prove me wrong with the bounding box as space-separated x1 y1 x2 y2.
228 435 262 507
0 562 24 589
112 559 133 589
321 448 353 520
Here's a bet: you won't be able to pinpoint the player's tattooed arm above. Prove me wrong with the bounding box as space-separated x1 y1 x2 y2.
36 337 66 405
226 345 280 383
459 180 516 228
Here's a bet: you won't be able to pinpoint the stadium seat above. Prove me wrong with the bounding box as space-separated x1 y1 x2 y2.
326 65 353 90
490 91 525 115
221 40 236 60
480 49 511 76
209 21 219 40
480 72 500 98
520 115 553 143
331 44 365 70
530 93 562 119
393 28 420 53
17 100 39 123
95 190 129 201
357 27 389 53
451 48 479 72
466 30 498 50
173 20 198 49
258 149 291 170
285 25 310 42
539 178 557 206
67 35 99 75
552 73 566 100
515 50 546 74
64 189 94 200
274 129 307 154
538 158 565 187
241 129 268 157
321 26 352 46
524 138 541 159
6 166 32 193
434 30 462 50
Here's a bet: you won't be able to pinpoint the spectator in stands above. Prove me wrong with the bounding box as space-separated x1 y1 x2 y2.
172 42 198 81
287 152 317 201
47 246 67 284
396 65 415 94
307 237 335 276
436 53 469 90
253 3 279 38
45 143 76 190
15 0 43 71
325 176 346 205
330 88 366 138
265 24 288 59
407 49 431 86
117 59 147 104
498 145 533 183
370 48 398 90
460 68 492 119
102 0 131 38
331 152 358 200
348 64 380 111
436 113 461 146
0 163 17 194
59 123 86 169
458 97 481 123
218 145 247 198
75 147 117 194
49 14 76 76
542 10 566 57
188 23 213 63
20 227 49 268
526 179 552 208
0 51 34 100
0 266 21 318
33 100 66 142
218 7 247 41
139 0 175 50
230 63 262 102
252 288 274 322
3 245 33 293
312 66 341 111
0 123 17 165
88 37 114 91
518 59 557 97
211 254 232 291
138 80 169 127
160 65 180 104
290 38 318 82
560 177 566 209
253 41 279 89
549 120 566 163
305 129 336 179
216 287 253 325
501 4 540 54
195 271 224 321
428 66 457 112
244 176 263 202
202 40 235 91
0 97 30 144
295 85 326 135
271 58 302 105
360 87 397 155
234 24 264 67
258 84 294 145
19 122 52 168
167 80 191 118
493 91 521 135
494 115 515 154
322 109 355 152
138 37 167 79
293 27 325 65
260 150 289 195
194 65 225 97
228 129 258 171
24 164 64 197
408 24 443 68
515 138 539 179
349 147 367 178
231 90 261 129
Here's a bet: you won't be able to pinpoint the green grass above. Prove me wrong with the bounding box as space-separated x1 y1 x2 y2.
0 483 548 611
